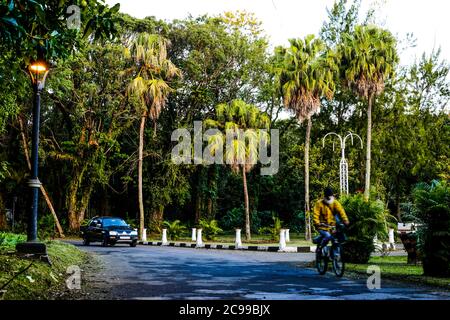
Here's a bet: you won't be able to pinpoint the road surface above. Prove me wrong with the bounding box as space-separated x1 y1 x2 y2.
70 241 449 300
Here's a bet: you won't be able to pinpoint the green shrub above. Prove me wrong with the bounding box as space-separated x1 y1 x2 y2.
412 180 450 277
340 194 396 263
249 210 276 234
289 210 305 233
220 207 244 231
258 215 283 241
198 219 223 241
0 232 26 247
38 214 57 239
162 220 188 240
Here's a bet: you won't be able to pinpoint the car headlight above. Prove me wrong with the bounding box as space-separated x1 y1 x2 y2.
109 231 118 236
130 231 138 236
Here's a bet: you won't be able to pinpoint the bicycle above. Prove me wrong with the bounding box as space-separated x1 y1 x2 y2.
313 223 346 277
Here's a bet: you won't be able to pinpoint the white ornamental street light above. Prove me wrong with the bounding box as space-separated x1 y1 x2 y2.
322 132 363 195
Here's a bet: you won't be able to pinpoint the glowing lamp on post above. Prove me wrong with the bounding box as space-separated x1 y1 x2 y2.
16 49 50 256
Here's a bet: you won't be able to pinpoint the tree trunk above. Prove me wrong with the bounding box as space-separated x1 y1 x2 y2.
149 206 164 233
138 114 146 240
66 165 87 233
396 193 402 222
304 117 312 241
0 194 6 230
242 167 251 240
195 193 202 224
19 116 64 237
364 94 373 201
206 165 217 220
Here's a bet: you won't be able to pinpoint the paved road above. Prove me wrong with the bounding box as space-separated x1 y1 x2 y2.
72 242 450 300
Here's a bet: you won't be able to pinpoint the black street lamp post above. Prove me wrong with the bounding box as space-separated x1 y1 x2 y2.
16 50 49 255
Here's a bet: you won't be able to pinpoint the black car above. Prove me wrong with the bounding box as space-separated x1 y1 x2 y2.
80 216 138 247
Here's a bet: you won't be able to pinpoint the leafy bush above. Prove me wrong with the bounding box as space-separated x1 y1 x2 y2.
289 210 305 233
162 220 188 240
340 194 396 263
220 207 244 231
258 215 283 241
0 232 26 247
412 180 450 277
38 214 57 239
198 219 223 241
249 210 276 234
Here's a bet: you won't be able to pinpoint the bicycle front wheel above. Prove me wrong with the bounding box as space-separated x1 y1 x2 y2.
332 245 345 277
316 250 328 275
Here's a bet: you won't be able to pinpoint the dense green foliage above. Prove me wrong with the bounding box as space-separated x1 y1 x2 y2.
412 180 450 277
198 219 223 241
163 219 188 240
341 193 396 263
0 0 448 269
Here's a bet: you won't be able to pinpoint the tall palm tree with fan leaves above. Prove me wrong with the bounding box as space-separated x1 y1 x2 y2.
276 35 337 241
337 25 398 201
127 33 181 239
205 99 270 240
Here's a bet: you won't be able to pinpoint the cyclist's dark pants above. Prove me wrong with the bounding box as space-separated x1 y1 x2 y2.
318 230 335 249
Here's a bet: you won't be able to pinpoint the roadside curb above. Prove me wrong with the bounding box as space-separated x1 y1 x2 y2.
138 241 316 253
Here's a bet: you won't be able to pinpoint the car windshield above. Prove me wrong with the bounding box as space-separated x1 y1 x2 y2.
102 218 128 227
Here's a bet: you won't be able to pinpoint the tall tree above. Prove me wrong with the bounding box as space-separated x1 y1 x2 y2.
206 99 270 240
43 43 133 232
276 35 337 240
127 33 181 239
338 25 399 200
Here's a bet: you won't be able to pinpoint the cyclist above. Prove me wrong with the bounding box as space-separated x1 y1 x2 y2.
313 187 349 250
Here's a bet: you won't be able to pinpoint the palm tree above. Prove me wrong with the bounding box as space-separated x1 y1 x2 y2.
276 35 337 240
206 99 270 240
338 25 398 200
127 33 181 239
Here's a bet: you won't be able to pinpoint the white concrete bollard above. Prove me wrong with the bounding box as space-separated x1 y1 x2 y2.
388 228 395 250
285 229 290 242
162 228 168 245
235 228 242 247
142 228 147 242
196 228 203 247
279 229 286 250
191 228 197 241
373 234 382 251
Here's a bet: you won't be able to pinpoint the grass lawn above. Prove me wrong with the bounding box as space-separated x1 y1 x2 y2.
0 232 89 300
346 255 450 289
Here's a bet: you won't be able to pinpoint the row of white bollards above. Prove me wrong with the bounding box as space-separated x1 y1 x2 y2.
155 227 293 250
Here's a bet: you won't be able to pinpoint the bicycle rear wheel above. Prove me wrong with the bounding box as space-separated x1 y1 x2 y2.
316 249 328 275
332 245 345 277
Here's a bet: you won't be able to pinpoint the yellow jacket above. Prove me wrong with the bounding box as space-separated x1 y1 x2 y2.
313 199 349 231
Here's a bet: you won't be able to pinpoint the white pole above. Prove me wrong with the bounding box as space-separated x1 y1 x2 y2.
235 228 242 247
162 228 168 245
142 228 147 242
196 228 203 247
279 229 286 250
388 228 395 250
285 229 290 242
191 228 197 241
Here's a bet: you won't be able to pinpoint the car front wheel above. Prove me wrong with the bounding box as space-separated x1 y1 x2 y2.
130 241 137 247
83 237 90 246
102 237 109 247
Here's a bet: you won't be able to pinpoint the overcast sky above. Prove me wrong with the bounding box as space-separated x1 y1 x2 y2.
106 0 450 66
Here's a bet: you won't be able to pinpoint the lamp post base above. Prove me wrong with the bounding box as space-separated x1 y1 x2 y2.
16 242 47 255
